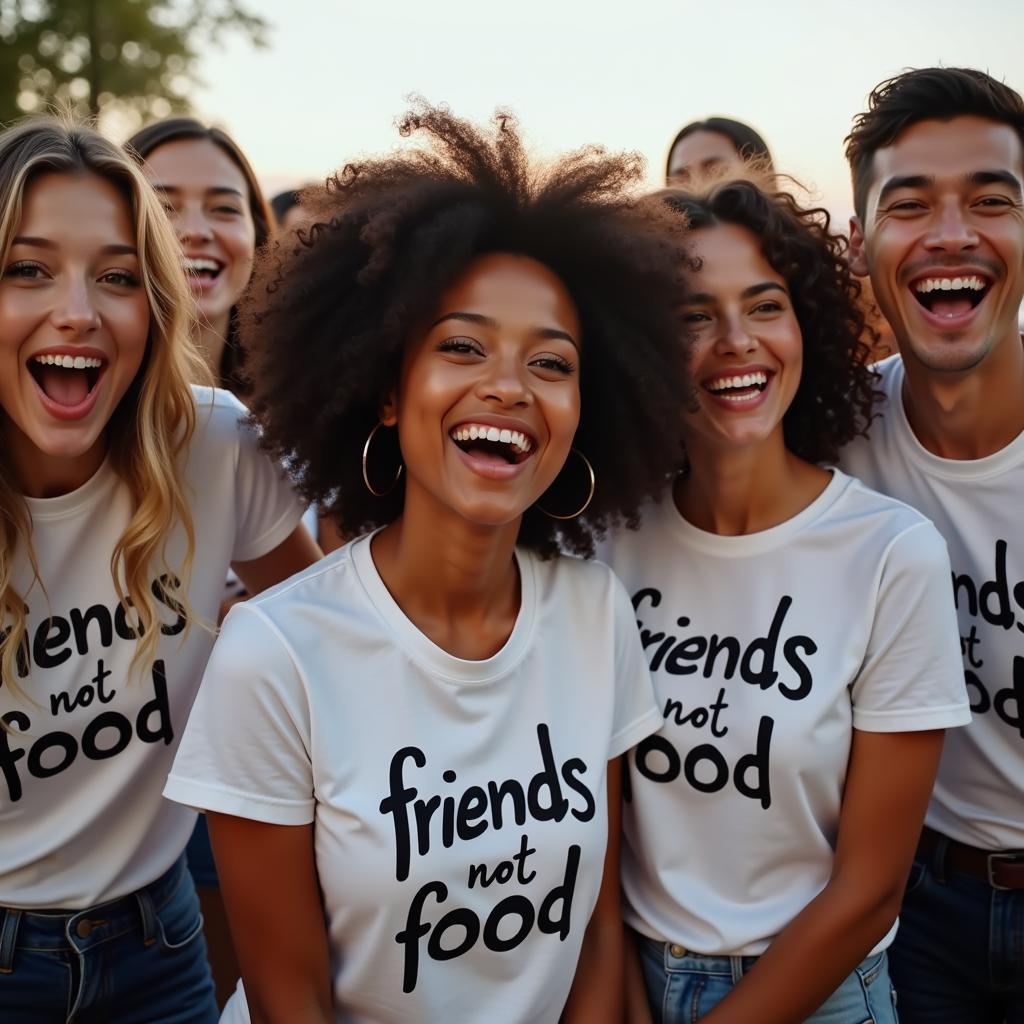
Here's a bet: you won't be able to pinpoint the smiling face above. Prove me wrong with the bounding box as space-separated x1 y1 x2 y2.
680 223 802 456
385 252 582 530
850 116 1024 375
667 131 741 186
0 172 150 495
142 137 256 334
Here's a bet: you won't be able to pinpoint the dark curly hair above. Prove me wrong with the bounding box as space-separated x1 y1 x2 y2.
660 179 880 465
241 102 692 558
846 67 1024 221
125 117 275 396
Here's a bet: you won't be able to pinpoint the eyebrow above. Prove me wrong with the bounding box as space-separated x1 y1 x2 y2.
11 236 138 256
150 184 245 199
685 282 787 304
431 310 579 348
878 169 1023 205
969 169 1023 196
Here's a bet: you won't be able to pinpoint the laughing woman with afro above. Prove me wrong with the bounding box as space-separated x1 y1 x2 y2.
164 103 692 1023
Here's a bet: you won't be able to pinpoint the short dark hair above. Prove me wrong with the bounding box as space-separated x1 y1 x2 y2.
242 102 692 559
666 117 773 182
270 189 300 223
846 67 1024 220
125 118 275 394
661 179 880 465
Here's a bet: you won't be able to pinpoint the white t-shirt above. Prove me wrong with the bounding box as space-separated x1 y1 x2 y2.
165 535 660 1024
0 387 304 909
598 470 970 956
841 355 1024 851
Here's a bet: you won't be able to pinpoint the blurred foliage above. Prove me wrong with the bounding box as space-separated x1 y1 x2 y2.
0 0 268 127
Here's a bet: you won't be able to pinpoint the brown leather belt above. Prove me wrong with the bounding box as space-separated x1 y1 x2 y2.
919 825 1024 890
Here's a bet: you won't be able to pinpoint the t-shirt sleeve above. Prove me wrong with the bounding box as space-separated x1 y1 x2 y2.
164 603 315 825
851 521 971 732
227 400 306 563
608 573 662 759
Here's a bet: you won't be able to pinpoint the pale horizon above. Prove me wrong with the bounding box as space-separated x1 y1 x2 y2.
155 0 1024 224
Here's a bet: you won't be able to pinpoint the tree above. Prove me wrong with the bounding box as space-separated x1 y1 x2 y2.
0 0 269 127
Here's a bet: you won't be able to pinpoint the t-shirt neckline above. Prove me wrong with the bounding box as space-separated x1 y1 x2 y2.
885 356 1024 481
660 469 850 558
23 458 118 520
350 531 538 684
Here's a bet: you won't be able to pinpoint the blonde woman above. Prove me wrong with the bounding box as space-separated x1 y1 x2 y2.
0 118 319 1023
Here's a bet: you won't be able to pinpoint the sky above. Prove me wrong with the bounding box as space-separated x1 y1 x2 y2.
186 0 1024 222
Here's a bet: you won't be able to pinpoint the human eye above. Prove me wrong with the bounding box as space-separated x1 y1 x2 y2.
751 299 783 315
529 352 576 376
3 260 47 281
974 194 1016 210
100 268 140 288
681 310 712 325
883 195 928 214
437 336 483 356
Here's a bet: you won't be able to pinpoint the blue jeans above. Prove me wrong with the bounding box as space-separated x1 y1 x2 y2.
889 847 1024 1023
640 936 899 1023
0 855 218 1023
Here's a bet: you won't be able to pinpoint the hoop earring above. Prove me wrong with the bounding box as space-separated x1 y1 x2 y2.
361 422 403 497
535 448 595 520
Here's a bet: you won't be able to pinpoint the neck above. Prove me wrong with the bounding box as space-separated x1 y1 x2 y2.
676 432 829 535
3 418 106 499
194 314 230 383
899 334 1024 460
370 484 523 658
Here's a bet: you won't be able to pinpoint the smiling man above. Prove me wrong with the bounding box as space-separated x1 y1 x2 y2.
840 68 1024 1021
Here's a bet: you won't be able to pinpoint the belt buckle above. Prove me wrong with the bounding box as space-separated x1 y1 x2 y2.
986 851 1024 890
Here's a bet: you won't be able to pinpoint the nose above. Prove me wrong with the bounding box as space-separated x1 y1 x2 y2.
714 314 758 356
50 277 100 335
175 203 213 244
925 199 979 253
474 352 532 407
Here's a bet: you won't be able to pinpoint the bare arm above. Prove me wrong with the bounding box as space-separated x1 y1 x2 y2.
208 813 332 1024
317 514 349 555
231 524 322 595
624 927 654 1024
698 728 944 1024
562 758 626 1024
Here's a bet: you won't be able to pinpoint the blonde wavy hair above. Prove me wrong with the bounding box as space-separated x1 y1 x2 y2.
0 117 209 701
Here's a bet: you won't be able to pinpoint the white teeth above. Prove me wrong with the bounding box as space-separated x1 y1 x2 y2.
33 354 103 369
915 275 986 294
183 257 220 274
707 370 769 393
450 423 534 454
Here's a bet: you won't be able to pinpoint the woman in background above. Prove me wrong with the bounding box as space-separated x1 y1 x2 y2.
665 117 773 186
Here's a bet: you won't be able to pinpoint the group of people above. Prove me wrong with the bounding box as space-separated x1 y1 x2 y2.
0 64 1020 1024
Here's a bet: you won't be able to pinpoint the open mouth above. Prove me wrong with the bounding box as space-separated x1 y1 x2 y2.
449 423 536 466
911 274 990 319
29 353 105 408
183 257 224 284
703 369 771 402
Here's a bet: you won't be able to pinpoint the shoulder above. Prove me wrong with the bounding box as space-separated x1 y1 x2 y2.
247 542 355 617
833 469 931 532
189 385 252 448
831 473 949 576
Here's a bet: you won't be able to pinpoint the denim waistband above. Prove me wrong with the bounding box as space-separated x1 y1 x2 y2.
0 855 188 969
643 936 760 980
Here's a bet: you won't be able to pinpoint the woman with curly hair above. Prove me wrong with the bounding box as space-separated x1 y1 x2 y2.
164 103 690 1023
599 179 970 1024
0 118 319 1023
